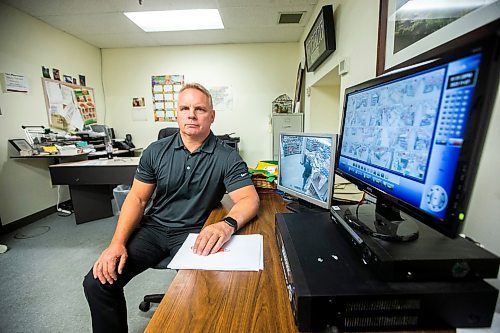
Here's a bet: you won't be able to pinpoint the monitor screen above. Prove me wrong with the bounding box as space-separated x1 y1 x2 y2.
335 34 500 239
89 124 108 133
278 132 336 212
89 124 115 139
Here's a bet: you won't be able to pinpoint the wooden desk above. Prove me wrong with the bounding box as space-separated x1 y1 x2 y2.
145 192 297 333
145 192 455 333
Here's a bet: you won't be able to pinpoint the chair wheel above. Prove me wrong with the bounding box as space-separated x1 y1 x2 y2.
139 301 151 312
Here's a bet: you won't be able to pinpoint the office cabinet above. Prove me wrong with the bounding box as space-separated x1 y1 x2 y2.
272 113 303 160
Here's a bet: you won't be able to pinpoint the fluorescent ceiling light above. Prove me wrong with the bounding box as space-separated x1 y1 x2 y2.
124 9 224 32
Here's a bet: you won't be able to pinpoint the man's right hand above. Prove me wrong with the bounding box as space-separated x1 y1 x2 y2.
92 244 128 285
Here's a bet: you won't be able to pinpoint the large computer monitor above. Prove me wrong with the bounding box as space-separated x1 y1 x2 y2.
334 33 500 241
278 132 336 213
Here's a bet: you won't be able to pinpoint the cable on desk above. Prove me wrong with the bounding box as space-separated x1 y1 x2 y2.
274 189 296 203
334 191 365 195
331 197 360 205
459 234 485 248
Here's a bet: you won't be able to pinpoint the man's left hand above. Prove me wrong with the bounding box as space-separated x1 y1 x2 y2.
192 222 234 256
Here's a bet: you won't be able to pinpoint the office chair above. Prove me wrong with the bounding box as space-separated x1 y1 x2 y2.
158 127 179 140
138 255 173 312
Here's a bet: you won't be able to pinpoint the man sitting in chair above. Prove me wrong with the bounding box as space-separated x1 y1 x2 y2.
83 83 260 332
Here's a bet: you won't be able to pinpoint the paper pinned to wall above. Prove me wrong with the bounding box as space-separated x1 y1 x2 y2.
0 73 29 93
132 108 148 121
46 82 64 104
209 86 233 111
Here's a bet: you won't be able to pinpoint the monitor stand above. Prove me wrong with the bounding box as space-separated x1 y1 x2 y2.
286 198 328 214
339 198 419 242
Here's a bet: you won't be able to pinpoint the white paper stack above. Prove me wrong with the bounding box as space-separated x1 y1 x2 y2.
167 233 264 271
56 144 78 156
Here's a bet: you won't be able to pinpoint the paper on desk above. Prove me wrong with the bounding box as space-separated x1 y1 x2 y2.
167 233 264 271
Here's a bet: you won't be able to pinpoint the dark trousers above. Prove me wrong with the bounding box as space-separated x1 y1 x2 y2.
82 219 201 333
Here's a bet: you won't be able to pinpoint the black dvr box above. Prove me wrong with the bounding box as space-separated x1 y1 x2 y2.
330 203 500 282
275 212 498 332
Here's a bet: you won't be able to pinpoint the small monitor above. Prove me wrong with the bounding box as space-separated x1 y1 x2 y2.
335 33 500 240
89 124 107 133
89 124 113 138
278 132 337 213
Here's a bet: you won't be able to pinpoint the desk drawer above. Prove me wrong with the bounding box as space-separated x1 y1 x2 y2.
49 165 137 185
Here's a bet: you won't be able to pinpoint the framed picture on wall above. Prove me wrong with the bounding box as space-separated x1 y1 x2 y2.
63 75 73 84
304 5 336 72
377 0 500 75
293 63 305 113
132 97 145 108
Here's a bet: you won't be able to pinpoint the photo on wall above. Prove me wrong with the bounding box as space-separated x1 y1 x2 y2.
79 74 86 86
132 97 145 108
42 66 51 79
52 68 60 81
63 75 73 84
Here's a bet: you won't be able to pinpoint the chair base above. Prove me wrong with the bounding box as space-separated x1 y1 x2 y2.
139 293 165 312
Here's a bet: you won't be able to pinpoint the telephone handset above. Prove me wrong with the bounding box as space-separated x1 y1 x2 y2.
125 134 135 148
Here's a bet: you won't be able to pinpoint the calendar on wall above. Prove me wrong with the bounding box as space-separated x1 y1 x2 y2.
151 74 184 122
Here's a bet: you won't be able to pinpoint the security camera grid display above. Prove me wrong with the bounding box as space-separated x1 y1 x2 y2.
338 53 482 219
279 134 333 203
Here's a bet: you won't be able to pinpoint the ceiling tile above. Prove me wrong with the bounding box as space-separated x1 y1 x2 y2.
38 13 143 35
78 32 158 48
1 0 319 48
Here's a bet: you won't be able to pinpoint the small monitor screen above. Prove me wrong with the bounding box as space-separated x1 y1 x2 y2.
89 124 108 133
338 53 481 222
278 133 336 210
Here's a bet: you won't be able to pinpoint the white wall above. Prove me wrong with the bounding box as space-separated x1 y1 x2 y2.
300 0 379 132
0 3 104 225
301 0 500 306
308 84 340 133
464 89 500 296
101 43 298 168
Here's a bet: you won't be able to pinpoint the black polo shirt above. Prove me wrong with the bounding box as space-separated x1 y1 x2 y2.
135 131 253 228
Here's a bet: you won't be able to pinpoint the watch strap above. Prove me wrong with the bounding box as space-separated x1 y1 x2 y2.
223 216 238 232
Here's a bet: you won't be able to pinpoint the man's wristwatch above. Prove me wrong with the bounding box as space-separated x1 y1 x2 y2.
223 217 238 232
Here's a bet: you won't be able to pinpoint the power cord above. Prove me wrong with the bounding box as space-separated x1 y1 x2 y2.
56 185 72 216
274 189 295 202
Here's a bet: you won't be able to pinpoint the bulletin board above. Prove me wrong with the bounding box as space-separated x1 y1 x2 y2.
41 78 97 131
